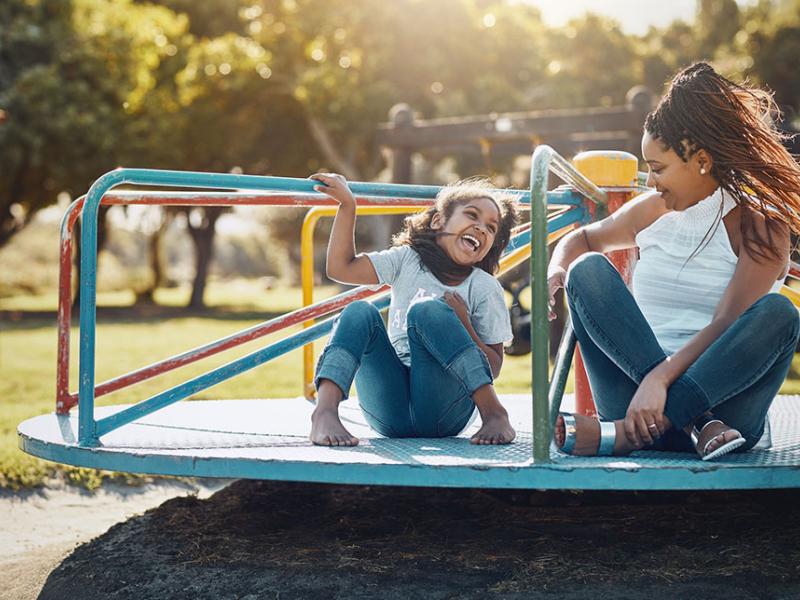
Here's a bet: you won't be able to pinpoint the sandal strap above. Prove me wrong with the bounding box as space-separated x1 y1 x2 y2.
691 419 724 454
597 421 616 456
560 413 577 454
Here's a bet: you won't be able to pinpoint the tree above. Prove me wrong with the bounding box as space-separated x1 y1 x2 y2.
0 0 194 247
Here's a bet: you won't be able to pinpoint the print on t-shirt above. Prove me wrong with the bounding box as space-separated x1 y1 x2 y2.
390 287 438 331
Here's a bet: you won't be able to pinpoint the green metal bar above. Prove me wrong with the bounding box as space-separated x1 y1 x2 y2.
530 146 553 463
549 318 577 430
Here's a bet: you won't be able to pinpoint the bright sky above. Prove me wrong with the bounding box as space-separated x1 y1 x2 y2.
530 0 757 35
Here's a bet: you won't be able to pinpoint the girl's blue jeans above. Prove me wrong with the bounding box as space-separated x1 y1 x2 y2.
566 253 800 452
314 299 493 437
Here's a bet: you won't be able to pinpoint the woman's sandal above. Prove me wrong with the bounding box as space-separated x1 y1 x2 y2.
691 416 746 461
557 413 616 456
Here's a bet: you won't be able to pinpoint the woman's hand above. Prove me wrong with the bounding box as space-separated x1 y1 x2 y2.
624 372 668 447
310 173 356 208
443 292 471 329
547 266 566 321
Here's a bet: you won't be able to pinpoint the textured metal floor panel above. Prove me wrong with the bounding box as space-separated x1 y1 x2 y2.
18 395 800 490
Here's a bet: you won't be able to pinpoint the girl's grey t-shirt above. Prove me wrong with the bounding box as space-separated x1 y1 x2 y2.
366 245 513 366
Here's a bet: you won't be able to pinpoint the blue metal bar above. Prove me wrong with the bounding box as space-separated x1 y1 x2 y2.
88 220 536 440
95 294 391 438
75 168 596 446
79 171 126 445
546 187 586 207
504 207 586 254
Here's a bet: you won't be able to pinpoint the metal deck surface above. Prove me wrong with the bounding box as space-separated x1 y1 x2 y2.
18 395 800 490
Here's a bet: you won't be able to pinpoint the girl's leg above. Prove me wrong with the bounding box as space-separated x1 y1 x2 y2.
312 301 411 444
663 293 800 450
405 299 514 443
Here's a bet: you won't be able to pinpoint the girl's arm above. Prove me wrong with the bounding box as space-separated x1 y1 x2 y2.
311 173 379 286
547 191 666 318
625 214 790 445
443 292 504 378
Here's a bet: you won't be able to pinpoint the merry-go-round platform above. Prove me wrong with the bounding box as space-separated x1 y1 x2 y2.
18 394 800 490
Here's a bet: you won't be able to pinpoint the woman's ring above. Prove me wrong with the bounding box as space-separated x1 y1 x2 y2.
647 424 658 430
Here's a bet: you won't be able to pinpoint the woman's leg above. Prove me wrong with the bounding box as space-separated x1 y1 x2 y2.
663 293 800 450
562 253 693 452
565 254 668 414
312 301 411 444
405 299 514 443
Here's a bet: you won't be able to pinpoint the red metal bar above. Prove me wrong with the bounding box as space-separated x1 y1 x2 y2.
55 188 533 414
56 197 86 413
790 262 800 279
59 284 389 411
100 192 434 207
574 191 636 417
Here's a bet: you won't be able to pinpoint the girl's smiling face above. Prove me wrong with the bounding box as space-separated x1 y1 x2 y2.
431 197 500 266
642 130 718 210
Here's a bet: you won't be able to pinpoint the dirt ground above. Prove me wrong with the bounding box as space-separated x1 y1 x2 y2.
10 479 798 599
0 478 228 600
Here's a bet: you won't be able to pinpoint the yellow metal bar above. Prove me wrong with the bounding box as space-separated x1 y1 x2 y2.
301 213 579 400
301 206 423 400
780 284 800 308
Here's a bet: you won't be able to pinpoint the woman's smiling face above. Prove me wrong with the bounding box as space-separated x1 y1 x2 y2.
432 197 500 266
642 130 717 209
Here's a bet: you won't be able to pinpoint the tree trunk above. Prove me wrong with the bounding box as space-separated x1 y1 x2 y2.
186 207 223 309
137 209 169 304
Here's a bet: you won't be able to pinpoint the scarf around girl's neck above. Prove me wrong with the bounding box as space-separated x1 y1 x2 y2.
410 232 473 286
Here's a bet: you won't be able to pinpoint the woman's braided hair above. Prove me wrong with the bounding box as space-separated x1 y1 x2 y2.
645 62 800 262
393 179 519 285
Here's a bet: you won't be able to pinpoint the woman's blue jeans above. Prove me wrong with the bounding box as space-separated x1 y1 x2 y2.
566 253 800 452
314 299 493 437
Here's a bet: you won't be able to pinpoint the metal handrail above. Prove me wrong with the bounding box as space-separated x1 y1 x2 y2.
528 145 614 463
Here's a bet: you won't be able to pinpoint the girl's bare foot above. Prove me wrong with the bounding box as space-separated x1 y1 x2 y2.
310 407 359 446
309 379 358 446
554 414 638 456
470 410 516 445
471 385 515 445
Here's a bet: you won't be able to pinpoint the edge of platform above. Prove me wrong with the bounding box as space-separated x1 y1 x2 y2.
18 430 800 491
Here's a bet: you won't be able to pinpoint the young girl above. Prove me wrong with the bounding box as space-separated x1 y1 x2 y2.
308 173 519 447
549 62 800 461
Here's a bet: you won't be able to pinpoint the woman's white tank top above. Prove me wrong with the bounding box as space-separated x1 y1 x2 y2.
632 188 785 354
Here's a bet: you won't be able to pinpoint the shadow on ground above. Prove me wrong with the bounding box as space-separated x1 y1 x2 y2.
37 480 800 599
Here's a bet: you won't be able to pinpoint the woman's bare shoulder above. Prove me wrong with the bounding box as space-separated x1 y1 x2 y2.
612 190 669 234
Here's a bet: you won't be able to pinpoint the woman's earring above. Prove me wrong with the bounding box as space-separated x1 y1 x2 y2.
700 167 707 175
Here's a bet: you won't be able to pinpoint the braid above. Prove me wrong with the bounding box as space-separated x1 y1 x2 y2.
645 62 800 262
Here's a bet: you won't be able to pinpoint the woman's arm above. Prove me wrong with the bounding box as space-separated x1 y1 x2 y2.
547 191 666 318
311 173 379 286
625 214 790 445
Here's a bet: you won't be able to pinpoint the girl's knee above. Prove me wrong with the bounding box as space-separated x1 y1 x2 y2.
407 298 450 326
333 301 383 338
340 300 382 324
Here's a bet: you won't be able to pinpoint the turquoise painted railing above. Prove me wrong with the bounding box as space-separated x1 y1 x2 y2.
75 162 603 453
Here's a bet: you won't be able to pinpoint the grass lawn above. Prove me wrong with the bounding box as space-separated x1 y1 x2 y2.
3 282 800 489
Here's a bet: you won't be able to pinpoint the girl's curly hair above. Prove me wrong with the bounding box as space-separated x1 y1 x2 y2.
393 179 520 285
645 61 800 262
